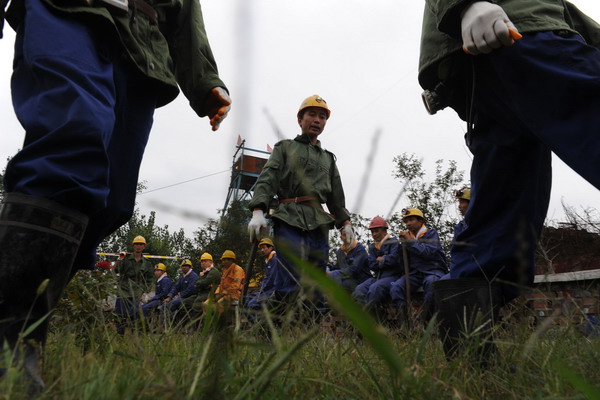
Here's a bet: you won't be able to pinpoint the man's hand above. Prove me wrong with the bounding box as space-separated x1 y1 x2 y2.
342 222 354 247
461 1 521 55
204 87 231 131
248 209 267 241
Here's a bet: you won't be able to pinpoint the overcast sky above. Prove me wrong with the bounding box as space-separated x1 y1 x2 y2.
2 1 600 237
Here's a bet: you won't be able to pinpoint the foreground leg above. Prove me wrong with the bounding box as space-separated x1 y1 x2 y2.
0 194 88 390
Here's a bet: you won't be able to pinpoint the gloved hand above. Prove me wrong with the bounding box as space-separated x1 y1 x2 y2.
248 209 267 241
342 222 354 247
461 1 520 55
204 87 232 131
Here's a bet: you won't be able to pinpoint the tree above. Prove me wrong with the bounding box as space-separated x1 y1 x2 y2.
0 156 10 203
390 153 466 253
201 199 253 268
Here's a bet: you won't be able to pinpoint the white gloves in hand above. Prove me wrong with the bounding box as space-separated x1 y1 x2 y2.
342 223 355 247
461 1 519 55
248 209 267 241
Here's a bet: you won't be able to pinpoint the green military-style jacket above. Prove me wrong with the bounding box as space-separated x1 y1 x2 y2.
419 0 600 116
116 254 154 298
4 0 226 115
248 133 351 231
188 266 220 308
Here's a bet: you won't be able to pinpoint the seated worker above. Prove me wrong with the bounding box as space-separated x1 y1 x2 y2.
390 208 447 316
245 238 280 311
190 253 222 314
162 259 199 315
353 216 402 312
442 188 471 280
204 250 245 313
141 263 174 317
328 228 370 293
454 188 470 238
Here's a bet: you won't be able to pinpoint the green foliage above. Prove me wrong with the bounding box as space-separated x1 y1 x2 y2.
51 270 117 351
391 152 466 251
0 156 9 203
201 200 253 267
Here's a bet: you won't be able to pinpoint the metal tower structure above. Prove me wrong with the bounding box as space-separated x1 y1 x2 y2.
222 139 270 215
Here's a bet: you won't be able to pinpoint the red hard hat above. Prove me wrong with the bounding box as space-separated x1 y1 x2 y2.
96 260 113 270
369 216 388 229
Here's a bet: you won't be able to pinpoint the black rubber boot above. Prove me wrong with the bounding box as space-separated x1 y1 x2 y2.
0 193 88 391
433 278 503 366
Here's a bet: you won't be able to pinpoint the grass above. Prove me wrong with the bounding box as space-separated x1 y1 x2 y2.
2 303 599 399
1 267 599 399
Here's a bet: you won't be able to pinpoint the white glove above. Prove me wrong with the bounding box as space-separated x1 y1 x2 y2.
248 209 267 241
342 223 354 247
461 1 520 55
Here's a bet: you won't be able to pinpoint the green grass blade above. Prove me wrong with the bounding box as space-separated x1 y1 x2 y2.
287 252 405 374
553 362 600 400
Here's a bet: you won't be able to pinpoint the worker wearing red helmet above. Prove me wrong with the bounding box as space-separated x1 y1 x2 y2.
352 216 402 315
247 95 353 305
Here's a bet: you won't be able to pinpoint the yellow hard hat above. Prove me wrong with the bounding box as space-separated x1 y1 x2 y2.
132 235 146 245
455 188 471 201
221 250 236 260
180 259 193 267
200 252 213 261
297 95 331 119
402 208 425 220
258 238 274 248
154 263 167 272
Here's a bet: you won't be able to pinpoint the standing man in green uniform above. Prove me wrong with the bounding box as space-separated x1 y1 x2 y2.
247 95 354 305
115 235 154 334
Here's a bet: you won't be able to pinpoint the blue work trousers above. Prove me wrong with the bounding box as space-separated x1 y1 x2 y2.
453 31 600 300
273 220 329 294
4 0 157 269
353 276 397 309
390 272 442 307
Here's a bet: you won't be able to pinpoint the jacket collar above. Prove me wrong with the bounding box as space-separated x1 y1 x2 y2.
294 133 321 148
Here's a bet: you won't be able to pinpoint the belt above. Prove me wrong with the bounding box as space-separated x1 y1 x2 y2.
130 0 158 24
279 196 318 204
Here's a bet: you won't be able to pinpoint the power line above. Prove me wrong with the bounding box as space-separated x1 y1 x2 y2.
139 169 230 195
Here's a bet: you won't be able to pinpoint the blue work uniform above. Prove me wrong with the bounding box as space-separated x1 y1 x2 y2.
141 275 174 316
3 0 227 273
329 241 370 293
353 235 402 309
245 251 281 310
420 0 600 301
390 228 447 307
165 270 199 311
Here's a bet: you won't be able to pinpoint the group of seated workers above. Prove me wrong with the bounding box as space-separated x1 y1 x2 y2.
329 209 447 319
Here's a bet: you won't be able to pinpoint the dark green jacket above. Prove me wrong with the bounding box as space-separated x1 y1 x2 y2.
248 133 351 231
419 0 600 118
116 254 154 298
192 266 221 303
4 0 226 114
